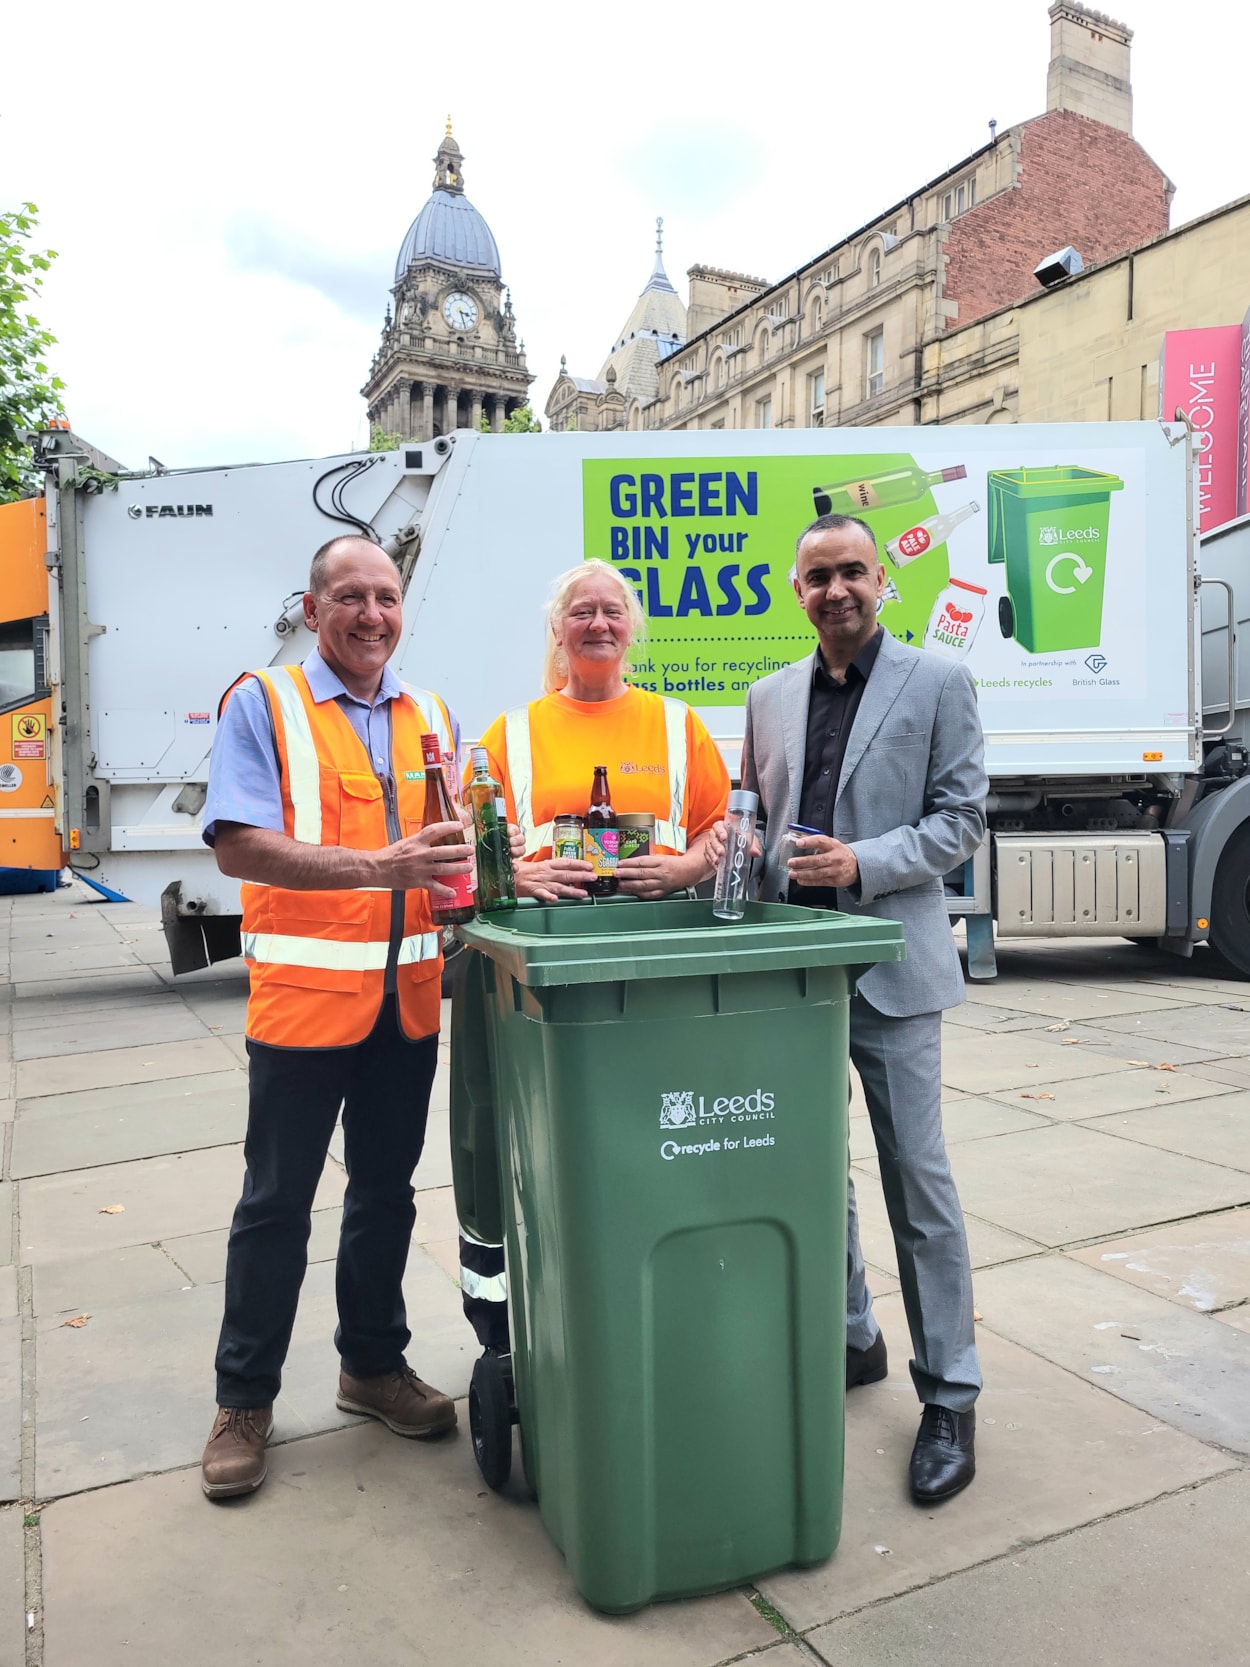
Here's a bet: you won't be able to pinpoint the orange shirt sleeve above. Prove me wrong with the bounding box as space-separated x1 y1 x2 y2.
683 708 731 838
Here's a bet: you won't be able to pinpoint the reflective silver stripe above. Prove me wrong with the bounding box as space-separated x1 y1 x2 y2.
402 684 452 757
242 930 439 971
505 705 549 856
660 697 688 854
459 1265 509 1303
458 1224 503 1249
258 669 321 844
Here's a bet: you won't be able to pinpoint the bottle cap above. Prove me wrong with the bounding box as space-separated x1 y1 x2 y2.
420 732 442 766
471 746 488 768
727 790 758 813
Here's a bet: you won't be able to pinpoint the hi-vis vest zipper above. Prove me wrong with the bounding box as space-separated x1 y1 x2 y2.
504 697 689 857
233 665 453 1048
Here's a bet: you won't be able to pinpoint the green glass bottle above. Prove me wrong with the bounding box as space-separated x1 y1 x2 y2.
812 463 967 517
468 747 517 913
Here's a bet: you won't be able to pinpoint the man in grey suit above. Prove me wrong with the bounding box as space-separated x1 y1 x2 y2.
741 513 987 1502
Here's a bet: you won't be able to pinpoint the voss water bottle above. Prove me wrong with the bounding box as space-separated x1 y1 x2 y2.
713 789 759 920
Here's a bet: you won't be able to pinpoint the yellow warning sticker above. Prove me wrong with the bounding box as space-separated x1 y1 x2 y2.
12 712 46 760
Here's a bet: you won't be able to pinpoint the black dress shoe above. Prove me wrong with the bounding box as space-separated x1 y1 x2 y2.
846 1329 888 1389
909 1404 976 1502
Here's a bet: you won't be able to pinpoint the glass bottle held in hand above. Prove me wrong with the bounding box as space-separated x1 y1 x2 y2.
584 765 620 896
713 790 758 920
467 747 517 913
420 732 475 926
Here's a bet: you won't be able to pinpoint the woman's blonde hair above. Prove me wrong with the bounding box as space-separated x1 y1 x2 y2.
541 562 646 693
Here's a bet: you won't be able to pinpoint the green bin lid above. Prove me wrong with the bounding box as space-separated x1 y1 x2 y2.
987 466 1124 498
459 897 905 988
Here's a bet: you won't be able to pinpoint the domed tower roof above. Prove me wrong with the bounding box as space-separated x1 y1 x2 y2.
394 120 501 281
596 219 688 401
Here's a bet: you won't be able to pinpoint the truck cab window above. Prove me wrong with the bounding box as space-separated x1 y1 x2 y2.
0 618 37 711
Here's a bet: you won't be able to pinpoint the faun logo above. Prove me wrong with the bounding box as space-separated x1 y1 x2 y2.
659 1091 697 1129
660 1087 776 1128
126 503 213 521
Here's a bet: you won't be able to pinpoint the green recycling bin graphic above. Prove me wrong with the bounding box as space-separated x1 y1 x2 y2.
987 466 1123 653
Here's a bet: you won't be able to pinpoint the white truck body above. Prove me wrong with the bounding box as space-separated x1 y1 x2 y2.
32 421 1249 976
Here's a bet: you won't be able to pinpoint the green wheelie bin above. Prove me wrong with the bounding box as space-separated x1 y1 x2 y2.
987 465 1123 652
452 896 904 1613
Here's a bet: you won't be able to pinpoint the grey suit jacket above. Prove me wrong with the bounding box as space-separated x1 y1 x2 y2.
741 631 987 1017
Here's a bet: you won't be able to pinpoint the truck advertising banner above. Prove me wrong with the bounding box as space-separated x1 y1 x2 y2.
581 443 1151 712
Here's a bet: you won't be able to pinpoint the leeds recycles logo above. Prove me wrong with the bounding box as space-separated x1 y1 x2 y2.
659 1091 697 1129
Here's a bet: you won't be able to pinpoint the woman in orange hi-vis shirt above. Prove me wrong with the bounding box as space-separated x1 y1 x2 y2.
475 561 730 901
461 561 731 1364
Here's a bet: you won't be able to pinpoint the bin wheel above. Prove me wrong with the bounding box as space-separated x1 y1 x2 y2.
998 595 1015 639
1208 822 1250 978
469 1352 514 1491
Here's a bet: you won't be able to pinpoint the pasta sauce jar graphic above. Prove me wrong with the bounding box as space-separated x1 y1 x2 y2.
923 578 986 661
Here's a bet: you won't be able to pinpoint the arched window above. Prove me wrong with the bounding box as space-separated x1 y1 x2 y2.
869 249 882 288
812 298 823 332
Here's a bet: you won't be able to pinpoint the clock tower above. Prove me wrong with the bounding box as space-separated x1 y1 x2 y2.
363 122 534 440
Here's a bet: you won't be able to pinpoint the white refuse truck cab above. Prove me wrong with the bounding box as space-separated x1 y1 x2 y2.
14 417 1248 979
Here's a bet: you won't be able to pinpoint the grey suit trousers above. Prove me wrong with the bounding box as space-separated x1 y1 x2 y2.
846 995 981 1412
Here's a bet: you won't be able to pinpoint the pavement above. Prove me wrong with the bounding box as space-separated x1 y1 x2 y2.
2 881 1249 1666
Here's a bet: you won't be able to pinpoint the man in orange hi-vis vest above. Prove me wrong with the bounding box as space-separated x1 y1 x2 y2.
198 534 471 1500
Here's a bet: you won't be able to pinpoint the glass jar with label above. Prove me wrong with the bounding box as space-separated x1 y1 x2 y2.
923 578 987 661
553 814 584 859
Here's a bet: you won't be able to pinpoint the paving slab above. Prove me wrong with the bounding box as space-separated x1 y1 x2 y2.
11 989 183 1031
1082 1091 1250 1173
1067 1208 1250 1312
961 983 1190 1021
16 1144 344 1263
163 1204 344 1286
39 1423 779 1667
851 1096 1052 1162
849 1164 1044 1282
0 1318 19 1501
0 1098 12 1126
13 1003 212 1062
987 1065 1235 1121
0 1266 16 1321
1183 1057 1250 1089
942 1002 1056 1033
0 1505 23 1667
1082 1003 1250 1057
757 1294 1231 1633
939 1031 1137 1093
943 1122 1250 1246
32 1243 194 1318
15 1034 239 1100
1048 1024 1229 1069
0 1183 10 1265
10 1070 247 1178
10 944 141 980
414 1183 460 1246
974 1255 1250 1453
1212 1305 1250 1333
805 1470 1250 1667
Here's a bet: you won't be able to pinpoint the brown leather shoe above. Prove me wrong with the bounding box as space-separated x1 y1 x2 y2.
201 1405 273 1499
336 1364 457 1438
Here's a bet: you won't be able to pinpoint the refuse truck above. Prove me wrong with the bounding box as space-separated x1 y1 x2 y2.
3 416 1246 977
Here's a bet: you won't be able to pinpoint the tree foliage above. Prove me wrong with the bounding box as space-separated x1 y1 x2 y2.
478 403 542 434
1 203 64 501
369 424 403 452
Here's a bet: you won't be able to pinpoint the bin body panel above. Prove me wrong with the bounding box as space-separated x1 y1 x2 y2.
460 899 903 1612
987 466 1123 653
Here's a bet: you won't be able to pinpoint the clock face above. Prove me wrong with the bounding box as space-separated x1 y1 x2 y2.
443 292 478 331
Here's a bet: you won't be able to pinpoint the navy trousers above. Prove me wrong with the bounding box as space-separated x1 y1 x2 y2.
214 995 438 1407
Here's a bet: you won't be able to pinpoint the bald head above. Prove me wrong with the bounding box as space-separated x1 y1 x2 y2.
309 534 399 597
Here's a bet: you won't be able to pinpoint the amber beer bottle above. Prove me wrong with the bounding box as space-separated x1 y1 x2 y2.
584 765 620 896
420 733 475 926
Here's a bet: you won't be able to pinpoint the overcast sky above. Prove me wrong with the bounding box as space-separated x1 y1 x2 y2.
3 0 1246 472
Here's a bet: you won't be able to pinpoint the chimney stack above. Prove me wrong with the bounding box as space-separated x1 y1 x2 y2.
1046 2 1133 134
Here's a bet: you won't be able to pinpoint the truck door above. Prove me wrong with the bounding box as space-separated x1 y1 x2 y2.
0 498 64 889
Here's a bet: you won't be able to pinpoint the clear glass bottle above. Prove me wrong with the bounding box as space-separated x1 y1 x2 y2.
467 747 516 913
713 789 759 920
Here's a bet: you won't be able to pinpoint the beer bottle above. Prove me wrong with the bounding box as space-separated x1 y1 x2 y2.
584 764 619 897
420 733 475 926
467 747 517 913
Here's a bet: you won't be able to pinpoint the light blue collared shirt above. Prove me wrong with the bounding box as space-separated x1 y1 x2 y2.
202 649 458 845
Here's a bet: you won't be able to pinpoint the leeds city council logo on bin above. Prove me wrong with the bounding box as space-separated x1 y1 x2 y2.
659 1091 698 1129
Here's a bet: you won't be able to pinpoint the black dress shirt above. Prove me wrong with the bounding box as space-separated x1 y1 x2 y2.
790 627 883 908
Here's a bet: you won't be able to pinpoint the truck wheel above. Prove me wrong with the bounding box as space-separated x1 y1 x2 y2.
998 596 1015 639
1209 822 1250 978
469 1352 513 1490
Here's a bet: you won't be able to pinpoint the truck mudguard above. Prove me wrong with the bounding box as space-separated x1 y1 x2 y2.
1183 775 1250 938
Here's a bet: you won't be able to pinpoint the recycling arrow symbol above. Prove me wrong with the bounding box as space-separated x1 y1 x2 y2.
1045 552 1094 595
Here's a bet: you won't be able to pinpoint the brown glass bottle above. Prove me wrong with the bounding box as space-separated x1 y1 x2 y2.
420 733 475 926
584 764 620 896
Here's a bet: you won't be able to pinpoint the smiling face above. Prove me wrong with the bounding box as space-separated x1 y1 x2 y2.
303 540 403 700
552 569 635 679
793 522 885 665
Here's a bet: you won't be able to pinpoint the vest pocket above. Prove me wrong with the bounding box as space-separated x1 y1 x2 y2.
338 771 385 849
255 890 375 993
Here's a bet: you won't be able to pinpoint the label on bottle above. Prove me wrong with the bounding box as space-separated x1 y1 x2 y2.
893 524 931 562
435 868 475 913
583 827 620 877
617 826 651 861
849 480 882 509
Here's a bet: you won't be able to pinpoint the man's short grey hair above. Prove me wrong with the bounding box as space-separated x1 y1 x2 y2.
788 514 878 583
308 534 400 595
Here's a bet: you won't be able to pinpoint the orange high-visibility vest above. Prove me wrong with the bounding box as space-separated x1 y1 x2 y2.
233 664 453 1048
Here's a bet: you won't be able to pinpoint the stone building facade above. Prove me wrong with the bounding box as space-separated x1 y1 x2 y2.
620 3 1173 435
363 124 533 440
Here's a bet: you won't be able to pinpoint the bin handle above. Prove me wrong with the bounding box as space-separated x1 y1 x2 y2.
1199 576 1237 739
